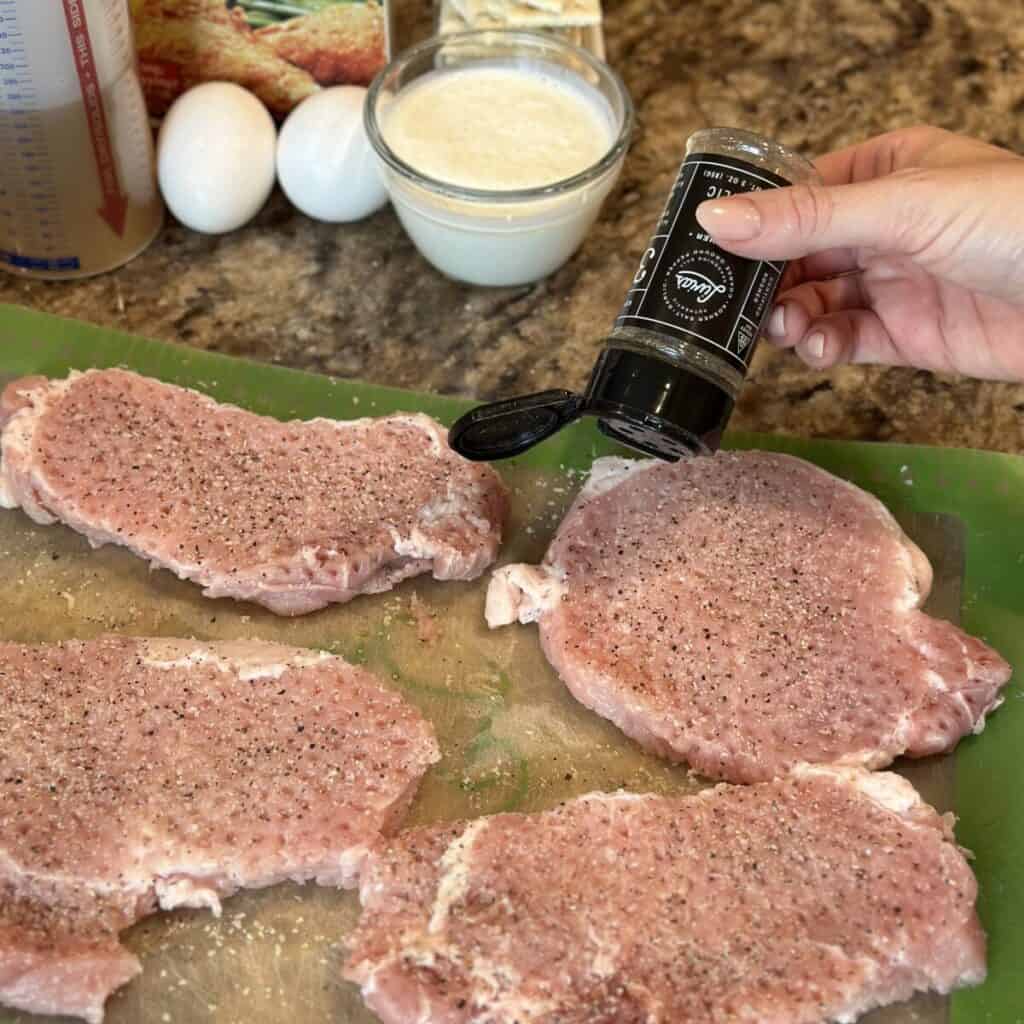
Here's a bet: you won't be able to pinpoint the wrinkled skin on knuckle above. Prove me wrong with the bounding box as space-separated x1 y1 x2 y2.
878 168 940 255
779 183 836 242
874 162 1024 299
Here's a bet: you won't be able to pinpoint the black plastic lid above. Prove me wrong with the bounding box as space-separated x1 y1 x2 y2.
448 349 733 463
585 347 733 460
448 389 585 461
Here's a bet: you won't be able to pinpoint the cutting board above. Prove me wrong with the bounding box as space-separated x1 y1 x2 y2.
1 302 1022 1024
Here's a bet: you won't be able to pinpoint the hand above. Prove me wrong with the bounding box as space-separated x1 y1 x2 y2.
694 126 1024 381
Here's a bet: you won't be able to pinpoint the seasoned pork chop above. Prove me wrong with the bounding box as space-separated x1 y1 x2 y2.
0 636 439 1022
487 453 1010 782
345 768 986 1024
0 370 507 615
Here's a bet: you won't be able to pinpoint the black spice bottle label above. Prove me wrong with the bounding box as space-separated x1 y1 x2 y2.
616 152 790 372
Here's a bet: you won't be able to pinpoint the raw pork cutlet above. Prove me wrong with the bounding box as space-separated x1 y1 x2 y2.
0 636 440 1023
345 767 985 1024
487 452 1010 783
0 369 507 615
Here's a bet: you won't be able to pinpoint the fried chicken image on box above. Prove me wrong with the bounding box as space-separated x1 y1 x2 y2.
256 3 386 87
132 0 318 117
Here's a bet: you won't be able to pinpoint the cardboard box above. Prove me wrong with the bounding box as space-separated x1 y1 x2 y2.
435 0 604 61
130 0 392 119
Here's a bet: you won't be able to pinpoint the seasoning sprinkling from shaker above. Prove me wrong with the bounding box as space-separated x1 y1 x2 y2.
450 128 822 463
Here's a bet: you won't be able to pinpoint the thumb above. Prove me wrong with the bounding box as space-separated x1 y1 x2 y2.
695 177 922 262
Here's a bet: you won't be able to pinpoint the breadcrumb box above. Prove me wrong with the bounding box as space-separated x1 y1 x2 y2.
130 0 392 119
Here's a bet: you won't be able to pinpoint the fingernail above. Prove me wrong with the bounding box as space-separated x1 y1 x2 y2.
804 331 826 359
695 198 762 241
766 304 786 339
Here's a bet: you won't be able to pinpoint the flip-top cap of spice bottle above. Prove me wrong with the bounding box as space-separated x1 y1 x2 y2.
450 128 821 463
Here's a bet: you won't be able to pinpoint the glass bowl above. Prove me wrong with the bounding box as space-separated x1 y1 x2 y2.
365 30 634 287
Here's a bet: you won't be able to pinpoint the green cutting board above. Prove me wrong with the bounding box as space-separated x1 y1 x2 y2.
1 302 1022 1023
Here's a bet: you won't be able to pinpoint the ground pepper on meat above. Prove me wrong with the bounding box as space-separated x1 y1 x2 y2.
0 370 507 616
0 636 439 1023
488 453 1011 783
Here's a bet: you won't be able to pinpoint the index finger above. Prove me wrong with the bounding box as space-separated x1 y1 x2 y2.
779 249 861 291
813 135 905 187
811 126 1005 186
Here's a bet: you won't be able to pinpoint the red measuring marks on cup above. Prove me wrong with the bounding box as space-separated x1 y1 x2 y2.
60 0 127 237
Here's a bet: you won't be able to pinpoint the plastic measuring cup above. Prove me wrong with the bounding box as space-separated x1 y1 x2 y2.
0 0 162 279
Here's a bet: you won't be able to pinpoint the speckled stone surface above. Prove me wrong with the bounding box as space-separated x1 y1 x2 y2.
2 0 1023 452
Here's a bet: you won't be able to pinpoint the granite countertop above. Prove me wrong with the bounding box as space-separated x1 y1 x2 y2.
2 0 1023 453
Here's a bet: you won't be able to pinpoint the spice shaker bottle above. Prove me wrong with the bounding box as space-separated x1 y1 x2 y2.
0 0 163 279
450 128 821 462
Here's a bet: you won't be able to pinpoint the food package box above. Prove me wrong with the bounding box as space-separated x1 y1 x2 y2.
436 0 605 60
129 0 392 119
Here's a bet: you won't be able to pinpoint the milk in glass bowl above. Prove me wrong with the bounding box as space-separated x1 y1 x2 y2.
365 32 634 287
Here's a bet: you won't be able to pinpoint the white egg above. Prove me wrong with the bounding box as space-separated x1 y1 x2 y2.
158 82 277 235
277 86 388 223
